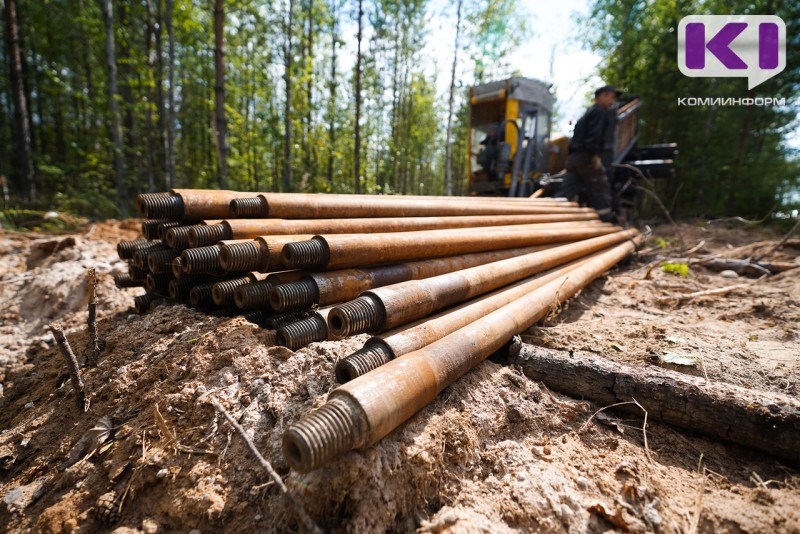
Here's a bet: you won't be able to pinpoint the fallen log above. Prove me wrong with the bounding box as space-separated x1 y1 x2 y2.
509 340 800 465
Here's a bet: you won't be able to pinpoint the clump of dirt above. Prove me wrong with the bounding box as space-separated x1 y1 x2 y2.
0 220 798 533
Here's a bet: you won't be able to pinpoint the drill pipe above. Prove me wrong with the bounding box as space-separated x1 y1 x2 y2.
133 243 170 270
118 239 162 260
269 245 555 313
141 220 174 240
189 283 215 308
171 256 185 278
334 254 600 383
230 194 594 219
275 308 334 350
219 235 315 272
189 213 600 248
128 262 150 281
145 272 173 292
283 223 616 271
328 230 636 337
169 276 213 301
136 189 261 222
234 271 305 309
179 240 248 275
211 272 268 307
147 248 181 273
282 237 641 472
157 221 184 241
167 220 222 249
134 292 163 314
265 310 311 330
114 273 144 289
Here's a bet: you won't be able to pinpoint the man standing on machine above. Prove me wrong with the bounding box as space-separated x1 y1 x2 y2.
557 85 621 222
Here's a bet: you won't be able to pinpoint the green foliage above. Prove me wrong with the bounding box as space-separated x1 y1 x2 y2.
662 262 690 277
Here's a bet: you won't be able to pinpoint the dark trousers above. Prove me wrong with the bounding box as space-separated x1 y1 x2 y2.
557 152 613 221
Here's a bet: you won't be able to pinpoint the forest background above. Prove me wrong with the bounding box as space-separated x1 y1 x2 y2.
0 0 798 219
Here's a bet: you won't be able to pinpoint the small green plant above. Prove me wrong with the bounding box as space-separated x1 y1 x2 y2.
662 262 690 277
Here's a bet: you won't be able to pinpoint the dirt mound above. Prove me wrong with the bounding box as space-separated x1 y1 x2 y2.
0 220 798 533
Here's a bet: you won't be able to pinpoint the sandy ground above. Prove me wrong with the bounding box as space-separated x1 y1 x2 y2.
0 220 798 533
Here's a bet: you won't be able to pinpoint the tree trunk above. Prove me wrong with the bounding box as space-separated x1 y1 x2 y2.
283 0 295 192
326 0 337 186
99 0 126 204
164 0 176 189
3 0 35 201
353 0 363 194
443 0 462 197
727 105 753 215
510 341 800 465
213 0 228 189
144 0 157 192
304 0 314 176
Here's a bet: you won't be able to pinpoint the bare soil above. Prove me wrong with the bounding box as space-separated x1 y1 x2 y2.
0 220 798 533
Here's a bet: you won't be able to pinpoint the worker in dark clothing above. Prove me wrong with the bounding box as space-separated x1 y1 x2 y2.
557 85 621 222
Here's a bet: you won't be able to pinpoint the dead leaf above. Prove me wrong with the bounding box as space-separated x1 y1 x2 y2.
60 416 113 470
587 503 630 532
659 352 697 366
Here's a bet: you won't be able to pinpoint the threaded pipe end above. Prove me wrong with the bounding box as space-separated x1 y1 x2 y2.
145 272 173 292
128 262 149 280
282 238 329 269
234 281 274 310
188 224 230 248
180 246 223 275
276 314 328 350
270 278 320 312
165 225 193 250
134 293 159 314
138 192 184 220
229 196 267 218
241 309 269 326
140 220 169 240
189 283 214 307
328 295 385 337
168 277 197 301
132 243 169 270
212 277 250 307
334 345 392 384
282 397 361 473
171 257 184 278
157 221 183 241
117 239 150 260
264 310 308 330
147 249 180 273
219 242 265 272
114 273 143 289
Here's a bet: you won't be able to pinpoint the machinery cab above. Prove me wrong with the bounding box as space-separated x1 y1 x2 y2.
468 77 554 197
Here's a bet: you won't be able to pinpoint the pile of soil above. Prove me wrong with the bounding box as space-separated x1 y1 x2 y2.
0 221 798 533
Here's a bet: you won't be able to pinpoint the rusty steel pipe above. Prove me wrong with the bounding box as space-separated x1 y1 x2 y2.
114 273 144 289
141 220 171 240
234 271 304 309
169 276 212 301
269 245 554 313
133 243 170 270
282 236 642 472
189 283 215 308
179 240 247 275
230 194 594 220
136 189 261 222
145 272 173 292
157 221 183 241
265 310 310 330
134 292 162 314
328 229 636 337
147 248 181 273
211 272 268 307
334 254 600 383
128 262 149 281
284 223 616 271
219 235 315 273
275 308 334 350
118 239 162 260
189 213 600 248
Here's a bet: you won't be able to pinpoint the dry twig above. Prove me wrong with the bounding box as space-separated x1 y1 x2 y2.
209 398 322 534
753 218 800 262
49 323 86 411
656 275 766 304
86 268 101 367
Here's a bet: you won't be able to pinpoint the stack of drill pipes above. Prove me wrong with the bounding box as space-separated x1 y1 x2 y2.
211 272 269 307
228 193 595 219
326 229 635 337
136 189 581 222
267 245 559 313
218 235 316 273
186 212 600 248
281 235 642 472
280 222 617 272
229 271 306 310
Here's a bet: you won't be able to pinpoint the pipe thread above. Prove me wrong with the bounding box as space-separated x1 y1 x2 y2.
264 310 308 330
282 239 328 269
140 220 168 240
230 196 267 218
270 278 320 312
171 257 184 278
189 283 215 307
148 249 180 273
117 239 150 260
165 225 193 250
328 296 384 337
134 293 159 314
157 221 183 241
145 272 173 292
282 397 360 473
219 242 263 272
114 274 144 289
234 281 274 310
276 315 327 350
181 246 223 275
188 224 230 248
241 310 269 326
168 277 197 301
212 277 250 307
128 262 149 280
334 345 392 384
138 193 184 220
